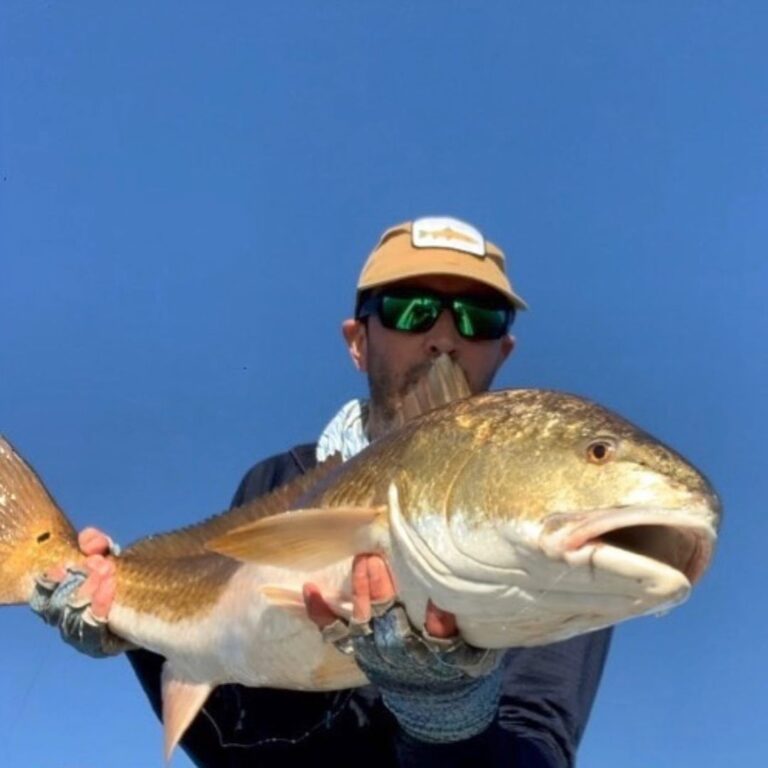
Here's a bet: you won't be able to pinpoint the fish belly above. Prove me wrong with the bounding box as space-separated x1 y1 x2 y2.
109 561 366 691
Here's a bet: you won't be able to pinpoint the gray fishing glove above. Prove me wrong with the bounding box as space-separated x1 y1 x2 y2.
327 601 505 743
30 568 133 658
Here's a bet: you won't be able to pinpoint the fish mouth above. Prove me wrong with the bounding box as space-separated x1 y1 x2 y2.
542 508 717 589
591 524 709 585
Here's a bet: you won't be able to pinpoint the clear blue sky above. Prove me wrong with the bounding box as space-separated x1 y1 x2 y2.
1 3 765 766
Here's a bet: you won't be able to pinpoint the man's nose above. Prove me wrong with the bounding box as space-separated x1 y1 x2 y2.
423 310 460 356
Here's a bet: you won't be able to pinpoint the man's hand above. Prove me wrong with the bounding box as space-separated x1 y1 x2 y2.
303 553 457 638
42 527 118 620
303 554 505 743
30 527 129 657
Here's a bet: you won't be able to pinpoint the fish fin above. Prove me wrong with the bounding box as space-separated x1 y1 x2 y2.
206 506 388 570
260 585 306 607
259 585 352 619
311 644 368 689
259 585 309 618
394 354 471 427
0 436 80 604
161 663 213 763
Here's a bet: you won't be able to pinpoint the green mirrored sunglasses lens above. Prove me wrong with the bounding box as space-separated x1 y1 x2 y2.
380 295 442 332
452 301 509 339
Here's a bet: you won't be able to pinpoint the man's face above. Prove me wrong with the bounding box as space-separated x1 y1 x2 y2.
342 275 515 425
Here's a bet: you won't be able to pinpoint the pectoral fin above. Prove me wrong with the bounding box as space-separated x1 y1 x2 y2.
206 506 388 570
260 585 353 619
161 663 213 762
259 585 307 612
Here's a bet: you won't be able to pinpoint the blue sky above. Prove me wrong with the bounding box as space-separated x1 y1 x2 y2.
1 3 765 765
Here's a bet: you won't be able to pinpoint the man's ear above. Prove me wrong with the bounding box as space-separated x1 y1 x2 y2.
342 319 368 372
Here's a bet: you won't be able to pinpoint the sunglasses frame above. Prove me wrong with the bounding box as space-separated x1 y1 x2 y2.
357 288 514 341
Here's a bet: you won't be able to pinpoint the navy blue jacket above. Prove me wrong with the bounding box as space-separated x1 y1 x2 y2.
128 443 611 768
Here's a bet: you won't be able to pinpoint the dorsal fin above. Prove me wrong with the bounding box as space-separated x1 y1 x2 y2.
123 454 343 560
393 354 471 428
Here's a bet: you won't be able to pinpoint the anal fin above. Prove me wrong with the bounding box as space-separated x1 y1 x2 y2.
161 662 213 762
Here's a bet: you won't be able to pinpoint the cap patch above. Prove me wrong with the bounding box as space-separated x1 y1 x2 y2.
411 217 485 257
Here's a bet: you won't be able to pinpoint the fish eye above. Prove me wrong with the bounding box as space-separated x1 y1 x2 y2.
587 438 616 464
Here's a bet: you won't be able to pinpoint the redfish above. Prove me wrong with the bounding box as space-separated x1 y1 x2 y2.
0 361 720 759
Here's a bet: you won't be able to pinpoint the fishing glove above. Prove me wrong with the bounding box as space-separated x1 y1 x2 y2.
30 568 133 658
327 601 505 743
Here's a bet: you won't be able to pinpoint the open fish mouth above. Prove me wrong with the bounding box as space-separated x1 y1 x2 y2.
591 524 710 585
542 508 717 590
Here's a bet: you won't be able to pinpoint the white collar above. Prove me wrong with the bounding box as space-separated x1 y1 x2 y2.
316 398 370 462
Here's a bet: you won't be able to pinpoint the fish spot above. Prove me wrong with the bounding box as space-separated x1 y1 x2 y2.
36 531 51 544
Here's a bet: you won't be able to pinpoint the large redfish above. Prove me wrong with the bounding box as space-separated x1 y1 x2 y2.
0 365 721 758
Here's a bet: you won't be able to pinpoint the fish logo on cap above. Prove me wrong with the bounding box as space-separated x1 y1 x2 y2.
411 216 486 257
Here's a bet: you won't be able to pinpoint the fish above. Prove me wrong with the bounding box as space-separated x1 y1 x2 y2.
0 357 721 759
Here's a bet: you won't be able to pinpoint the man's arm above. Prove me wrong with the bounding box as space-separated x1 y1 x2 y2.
394 629 612 768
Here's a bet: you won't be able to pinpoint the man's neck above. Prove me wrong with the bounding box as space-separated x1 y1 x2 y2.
366 400 398 442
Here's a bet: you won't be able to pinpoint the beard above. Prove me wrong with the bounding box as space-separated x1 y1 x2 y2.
367 357 434 427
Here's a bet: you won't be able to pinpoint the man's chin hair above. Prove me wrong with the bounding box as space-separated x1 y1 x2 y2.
398 359 437 398
368 358 456 424
367 375 399 425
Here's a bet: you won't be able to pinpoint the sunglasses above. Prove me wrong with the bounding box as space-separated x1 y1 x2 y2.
357 289 514 340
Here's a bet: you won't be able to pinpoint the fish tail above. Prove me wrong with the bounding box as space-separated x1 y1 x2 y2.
0 436 81 604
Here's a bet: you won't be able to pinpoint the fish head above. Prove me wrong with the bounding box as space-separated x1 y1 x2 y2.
388 390 721 647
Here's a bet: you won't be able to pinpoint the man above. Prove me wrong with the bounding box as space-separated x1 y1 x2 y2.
35 216 612 767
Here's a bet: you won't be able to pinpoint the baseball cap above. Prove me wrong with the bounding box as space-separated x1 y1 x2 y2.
356 216 528 310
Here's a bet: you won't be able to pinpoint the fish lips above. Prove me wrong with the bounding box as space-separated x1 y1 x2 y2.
539 506 718 600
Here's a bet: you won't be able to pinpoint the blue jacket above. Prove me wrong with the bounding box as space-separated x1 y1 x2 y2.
127 443 612 767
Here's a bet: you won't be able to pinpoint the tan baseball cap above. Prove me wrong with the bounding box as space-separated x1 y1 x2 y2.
356 216 528 310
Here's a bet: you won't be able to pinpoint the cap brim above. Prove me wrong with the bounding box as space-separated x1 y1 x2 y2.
358 252 528 310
